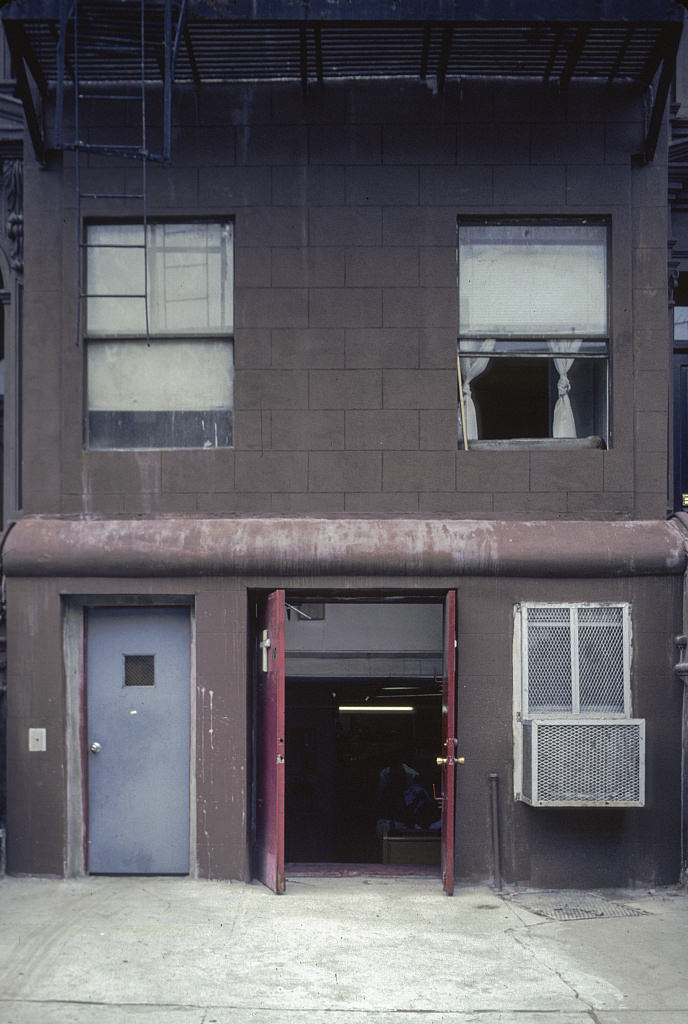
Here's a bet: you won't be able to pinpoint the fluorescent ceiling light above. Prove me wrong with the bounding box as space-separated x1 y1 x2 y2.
338 705 415 714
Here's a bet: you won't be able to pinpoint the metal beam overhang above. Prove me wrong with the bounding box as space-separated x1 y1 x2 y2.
606 25 634 85
299 22 307 93
182 22 200 90
313 23 323 83
2 1 683 24
3 517 686 579
437 25 452 94
2 1 684 164
4 19 45 165
636 23 683 164
559 25 588 94
191 0 687 21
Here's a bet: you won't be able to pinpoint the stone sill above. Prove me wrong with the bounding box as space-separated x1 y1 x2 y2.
463 436 606 451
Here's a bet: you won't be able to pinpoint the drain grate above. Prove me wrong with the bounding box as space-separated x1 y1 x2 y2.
501 890 647 921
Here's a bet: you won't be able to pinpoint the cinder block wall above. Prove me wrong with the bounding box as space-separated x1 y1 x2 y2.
22 79 667 519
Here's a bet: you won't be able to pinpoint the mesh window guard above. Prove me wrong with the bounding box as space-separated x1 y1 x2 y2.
524 604 627 715
526 607 573 711
519 603 640 807
577 606 625 711
124 654 155 687
531 720 644 805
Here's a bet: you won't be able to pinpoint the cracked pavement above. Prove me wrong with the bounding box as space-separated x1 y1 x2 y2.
0 875 685 1023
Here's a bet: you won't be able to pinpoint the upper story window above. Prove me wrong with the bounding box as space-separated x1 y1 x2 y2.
85 221 234 450
458 220 609 449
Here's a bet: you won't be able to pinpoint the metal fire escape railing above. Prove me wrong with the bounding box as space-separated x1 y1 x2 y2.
51 0 186 345
3 2 684 169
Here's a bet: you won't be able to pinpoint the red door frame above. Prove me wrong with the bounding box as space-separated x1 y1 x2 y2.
253 589 458 894
441 589 457 895
253 589 286 893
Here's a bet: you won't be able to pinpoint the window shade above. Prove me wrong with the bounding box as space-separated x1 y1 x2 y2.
459 223 607 336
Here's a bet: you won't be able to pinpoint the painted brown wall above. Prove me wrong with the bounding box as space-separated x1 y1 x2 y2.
8 65 678 885
5 571 682 887
5 577 253 880
5 580 67 874
20 78 668 519
454 576 683 889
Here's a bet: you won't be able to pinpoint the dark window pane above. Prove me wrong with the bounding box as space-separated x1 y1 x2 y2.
125 654 155 687
567 358 608 439
88 410 233 449
469 356 607 442
471 358 550 439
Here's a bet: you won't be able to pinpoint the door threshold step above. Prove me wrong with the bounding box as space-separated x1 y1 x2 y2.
286 862 441 877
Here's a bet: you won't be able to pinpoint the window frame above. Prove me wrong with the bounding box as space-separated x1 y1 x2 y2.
83 217 235 452
457 216 611 448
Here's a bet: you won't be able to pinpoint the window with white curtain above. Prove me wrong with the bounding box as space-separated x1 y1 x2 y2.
457 220 609 448
85 221 234 449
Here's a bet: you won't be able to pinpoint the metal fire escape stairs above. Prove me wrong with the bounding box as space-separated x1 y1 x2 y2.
52 0 186 344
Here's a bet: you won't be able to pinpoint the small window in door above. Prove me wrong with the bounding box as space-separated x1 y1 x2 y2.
124 654 155 687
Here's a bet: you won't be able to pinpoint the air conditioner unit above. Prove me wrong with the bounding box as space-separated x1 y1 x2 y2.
520 718 645 807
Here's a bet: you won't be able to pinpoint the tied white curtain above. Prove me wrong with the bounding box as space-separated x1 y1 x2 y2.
459 339 495 441
549 340 582 438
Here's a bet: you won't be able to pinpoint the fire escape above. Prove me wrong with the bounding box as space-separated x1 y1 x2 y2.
1 1 684 345
6 0 186 343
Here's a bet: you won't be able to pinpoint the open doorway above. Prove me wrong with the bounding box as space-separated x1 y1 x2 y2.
252 592 457 892
285 600 443 867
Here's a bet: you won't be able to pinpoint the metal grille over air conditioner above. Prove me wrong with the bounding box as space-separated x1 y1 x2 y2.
520 718 645 807
524 604 629 715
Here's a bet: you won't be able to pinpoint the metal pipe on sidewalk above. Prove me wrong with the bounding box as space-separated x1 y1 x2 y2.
489 772 502 891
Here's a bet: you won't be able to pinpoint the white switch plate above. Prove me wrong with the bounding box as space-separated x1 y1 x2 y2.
28 728 46 752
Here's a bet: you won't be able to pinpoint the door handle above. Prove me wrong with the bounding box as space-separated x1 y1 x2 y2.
436 756 465 766
90 741 102 754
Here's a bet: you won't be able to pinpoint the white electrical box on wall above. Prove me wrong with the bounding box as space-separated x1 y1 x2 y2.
28 728 47 752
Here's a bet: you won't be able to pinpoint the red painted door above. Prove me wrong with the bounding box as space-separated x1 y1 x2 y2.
254 590 286 893
441 590 457 895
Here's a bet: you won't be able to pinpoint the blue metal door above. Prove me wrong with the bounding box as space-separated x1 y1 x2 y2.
674 352 688 511
87 607 190 874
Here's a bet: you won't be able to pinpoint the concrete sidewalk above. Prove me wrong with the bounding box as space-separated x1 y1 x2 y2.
0 874 685 1023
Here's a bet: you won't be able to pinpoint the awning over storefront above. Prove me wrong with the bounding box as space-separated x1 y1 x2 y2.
3 516 686 578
